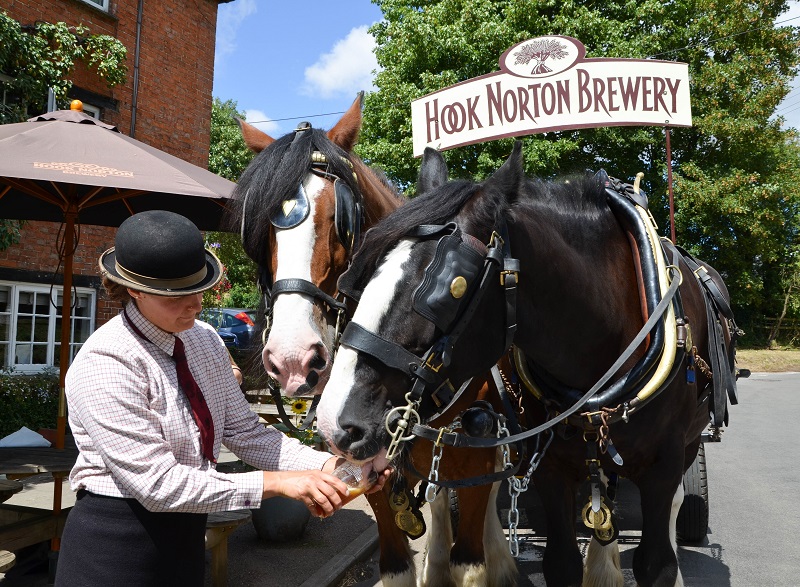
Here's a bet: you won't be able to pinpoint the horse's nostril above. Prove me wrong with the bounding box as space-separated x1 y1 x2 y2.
343 425 364 444
306 371 319 388
334 422 366 454
309 346 327 371
267 361 280 376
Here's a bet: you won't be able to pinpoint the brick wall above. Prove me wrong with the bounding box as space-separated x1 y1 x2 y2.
2 0 223 327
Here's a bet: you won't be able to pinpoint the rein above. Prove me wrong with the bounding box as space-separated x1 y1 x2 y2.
410 245 684 450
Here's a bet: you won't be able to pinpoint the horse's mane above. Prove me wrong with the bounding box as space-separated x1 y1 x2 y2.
230 127 362 267
347 177 503 291
345 168 611 294
522 174 609 221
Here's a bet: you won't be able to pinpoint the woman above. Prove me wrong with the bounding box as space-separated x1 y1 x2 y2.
56 210 387 586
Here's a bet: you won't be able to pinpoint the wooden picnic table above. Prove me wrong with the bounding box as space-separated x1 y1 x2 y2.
0 446 78 558
0 480 23 504
249 402 283 425
0 446 78 478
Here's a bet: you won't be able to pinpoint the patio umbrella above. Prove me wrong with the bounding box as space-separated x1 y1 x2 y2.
0 105 235 454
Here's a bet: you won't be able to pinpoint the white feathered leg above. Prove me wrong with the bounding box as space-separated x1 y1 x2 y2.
420 489 456 587
483 478 518 587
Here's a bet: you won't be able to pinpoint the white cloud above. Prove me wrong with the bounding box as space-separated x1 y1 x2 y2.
215 0 257 66
302 26 380 98
244 109 280 136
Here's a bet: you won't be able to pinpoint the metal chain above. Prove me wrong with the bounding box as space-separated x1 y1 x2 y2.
384 392 421 461
692 345 714 378
425 425 452 503
506 428 554 557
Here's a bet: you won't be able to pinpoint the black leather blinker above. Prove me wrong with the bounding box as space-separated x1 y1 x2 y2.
270 184 311 229
334 179 361 252
412 230 485 333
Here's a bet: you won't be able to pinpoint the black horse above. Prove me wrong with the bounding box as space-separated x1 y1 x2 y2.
316 143 739 586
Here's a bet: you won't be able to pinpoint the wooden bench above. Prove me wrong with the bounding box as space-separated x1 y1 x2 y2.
205 509 252 587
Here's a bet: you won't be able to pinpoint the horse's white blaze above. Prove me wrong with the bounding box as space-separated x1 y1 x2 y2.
263 174 325 394
315 240 415 447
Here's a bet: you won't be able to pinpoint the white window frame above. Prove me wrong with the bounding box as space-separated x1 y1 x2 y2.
81 103 101 119
0 281 96 374
78 0 110 11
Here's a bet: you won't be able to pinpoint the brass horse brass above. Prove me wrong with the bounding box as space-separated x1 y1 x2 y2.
450 276 467 298
389 490 410 512
281 200 297 216
581 499 613 532
395 509 425 538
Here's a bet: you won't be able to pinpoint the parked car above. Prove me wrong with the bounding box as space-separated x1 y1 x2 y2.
199 308 257 351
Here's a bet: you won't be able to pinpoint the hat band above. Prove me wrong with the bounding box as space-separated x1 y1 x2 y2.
115 261 208 290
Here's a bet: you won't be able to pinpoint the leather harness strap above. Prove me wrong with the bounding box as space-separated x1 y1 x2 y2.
270 278 348 313
671 243 739 426
410 251 682 449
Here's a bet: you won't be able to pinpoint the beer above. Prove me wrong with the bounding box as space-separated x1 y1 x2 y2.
333 461 378 503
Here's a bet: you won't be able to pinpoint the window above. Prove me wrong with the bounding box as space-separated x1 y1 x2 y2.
0 282 96 373
81 103 101 119
79 0 110 11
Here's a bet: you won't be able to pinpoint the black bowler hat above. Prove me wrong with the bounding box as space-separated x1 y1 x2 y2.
99 210 223 296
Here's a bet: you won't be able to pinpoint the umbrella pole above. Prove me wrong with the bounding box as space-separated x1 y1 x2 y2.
51 206 77 558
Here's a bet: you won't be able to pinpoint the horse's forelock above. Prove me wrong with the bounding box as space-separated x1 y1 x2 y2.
233 128 352 266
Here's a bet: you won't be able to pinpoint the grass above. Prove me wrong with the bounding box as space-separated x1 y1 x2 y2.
736 348 800 373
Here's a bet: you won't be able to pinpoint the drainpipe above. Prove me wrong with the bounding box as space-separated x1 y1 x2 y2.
130 0 144 137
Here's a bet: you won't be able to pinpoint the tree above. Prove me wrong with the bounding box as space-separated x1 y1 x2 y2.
208 97 256 183
359 0 800 340
0 12 127 249
0 12 127 124
204 98 259 310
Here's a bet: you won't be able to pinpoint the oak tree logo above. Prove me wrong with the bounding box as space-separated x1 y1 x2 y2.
513 38 569 75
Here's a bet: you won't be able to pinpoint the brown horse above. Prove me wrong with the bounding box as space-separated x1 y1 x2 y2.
232 95 517 586
316 143 740 587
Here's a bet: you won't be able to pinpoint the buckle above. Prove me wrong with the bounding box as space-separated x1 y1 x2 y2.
424 353 444 373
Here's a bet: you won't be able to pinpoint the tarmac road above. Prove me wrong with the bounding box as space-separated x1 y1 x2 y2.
338 371 800 587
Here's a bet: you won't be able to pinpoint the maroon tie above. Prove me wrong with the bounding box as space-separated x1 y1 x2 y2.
172 336 216 463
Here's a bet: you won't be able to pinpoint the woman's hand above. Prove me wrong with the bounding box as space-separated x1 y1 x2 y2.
262 469 349 518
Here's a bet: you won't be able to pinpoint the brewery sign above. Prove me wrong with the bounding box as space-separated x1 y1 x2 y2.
411 36 691 156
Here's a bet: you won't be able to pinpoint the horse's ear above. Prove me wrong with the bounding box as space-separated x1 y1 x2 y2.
327 92 364 152
236 117 275 153
487 141 524 197
418 147 448 194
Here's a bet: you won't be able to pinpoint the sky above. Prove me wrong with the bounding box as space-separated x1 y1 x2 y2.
213 1 383 138
213 1 800 139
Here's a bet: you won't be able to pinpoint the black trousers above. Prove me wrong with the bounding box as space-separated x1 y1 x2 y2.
55 490 207 587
